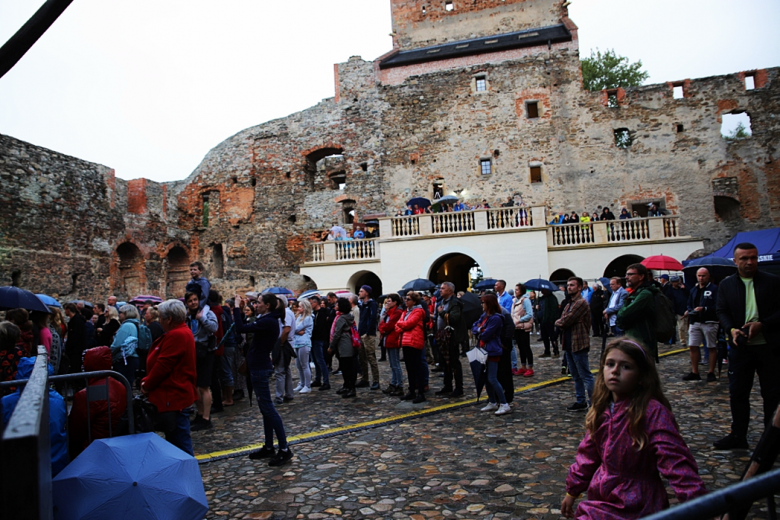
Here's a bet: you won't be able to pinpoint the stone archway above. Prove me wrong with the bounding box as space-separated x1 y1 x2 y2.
116 242 145 299
549 268 575 287
603 254 645 280
166 245 190 298
428 253 479 294
348 270 383 298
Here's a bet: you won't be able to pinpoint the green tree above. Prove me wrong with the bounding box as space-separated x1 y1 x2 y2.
725 122 751 140
581 48 649 92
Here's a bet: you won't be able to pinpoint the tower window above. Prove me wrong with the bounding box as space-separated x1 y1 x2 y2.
614 128 632 148
526 101 539 119
480 159 492 176
745 74 755 90
445 1 454 11
673 85 684 99
530 166 542 183
476 77 487 92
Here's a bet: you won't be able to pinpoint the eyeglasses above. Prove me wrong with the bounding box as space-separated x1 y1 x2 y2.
626 272 638 277
405 297 413 301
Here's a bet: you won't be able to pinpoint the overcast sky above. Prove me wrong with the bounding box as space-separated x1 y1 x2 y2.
1 0 777 183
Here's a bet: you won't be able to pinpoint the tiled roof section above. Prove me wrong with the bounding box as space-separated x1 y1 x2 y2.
379 24 572 70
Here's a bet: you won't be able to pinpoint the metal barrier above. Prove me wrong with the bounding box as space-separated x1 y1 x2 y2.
0 346 134 520
643 466 780 520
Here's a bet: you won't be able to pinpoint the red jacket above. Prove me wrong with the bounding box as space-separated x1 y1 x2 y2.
378 306 404 349
68 346 128 457
395 307 426 349
142 322 198 413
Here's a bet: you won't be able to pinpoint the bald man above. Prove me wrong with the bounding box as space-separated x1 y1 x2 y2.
683 268 719 382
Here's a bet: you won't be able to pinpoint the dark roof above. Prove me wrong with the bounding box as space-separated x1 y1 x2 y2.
379 24 572 70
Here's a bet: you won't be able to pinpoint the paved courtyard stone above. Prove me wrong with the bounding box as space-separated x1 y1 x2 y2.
195 339 777 518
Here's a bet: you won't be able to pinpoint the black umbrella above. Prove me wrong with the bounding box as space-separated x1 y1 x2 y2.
0 286 51 313
401 278 436 292
524 278 561 292
406 197 431 209
683 256 737 286
475 278 497 291
469 356 487 403
459 291 483 328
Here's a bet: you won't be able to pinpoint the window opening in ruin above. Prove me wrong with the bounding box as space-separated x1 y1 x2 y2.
71 274 80 294
11 270 20 287
606 90 618 108
360 162 368 172
166 246 190 298
340 200 357 225
480 159 492 175
411 158 416 165
285 172 291 179
232 176 237 184
714 196 741 221
347 209 356 224
288 215 297 224
329 171 347 190
530 166 542 183
676 124 684 133
433 180 444 200
251 178 257 187
673 85 684 99
475 77 487 92
614 128 632 148
745 74 755 91
526 101 539 119
721 112 752 140
630 200 665 218
201 194 209 227
249 276 255 287
422 5 427 14
445 1 454 11
211 244 224 278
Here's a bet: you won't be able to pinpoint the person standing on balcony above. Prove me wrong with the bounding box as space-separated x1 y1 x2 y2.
357 286 380 390
683 268 719 382
601 207 616 220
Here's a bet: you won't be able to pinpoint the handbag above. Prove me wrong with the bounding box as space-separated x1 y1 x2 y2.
132 395 177 433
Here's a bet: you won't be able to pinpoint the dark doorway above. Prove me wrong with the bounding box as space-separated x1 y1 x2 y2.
117 242 145 298
550 268 576 287
353 271 383 298
429 253 479 293
211 244 224 278
603 254 644 280
166 246 190 298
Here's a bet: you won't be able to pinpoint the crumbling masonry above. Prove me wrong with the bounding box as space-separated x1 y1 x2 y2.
1 0 778 300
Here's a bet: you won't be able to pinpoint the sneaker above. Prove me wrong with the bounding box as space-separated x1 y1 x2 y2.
713 433 748 450
412 393 427 403
449 389 464 398
682 372 701 381
706 372 717 382
523 368 535 377
300 386 311 393
341 389 357 398
318 383 331 391
293 384 303 392
190 414 204 425
249 445 275 460
274 397 284 405
435 387 453 396
539 353 551 358
310 381 322 387
370 382 380 390
561 367 568 375
283 396 294 402
567 402 588 412
512 368 523 376
268 447 294 467
190 418 212 431
332 370 341 375
481 402 499 412
355 380 369 388
400 391 416 401
495 403 511 415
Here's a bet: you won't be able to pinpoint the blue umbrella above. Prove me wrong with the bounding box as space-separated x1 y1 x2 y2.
298 289 321 300
53 433 208 520
36 294 61 308
406 197 431 209
524 278 561 292
262 287 294 297
401 278 436 292
683 256 738 286
475 278 497 291
0 286 51 313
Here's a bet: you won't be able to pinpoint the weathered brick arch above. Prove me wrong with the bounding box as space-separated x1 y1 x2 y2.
164 243 191 299
302 144 345 189
115 241 146 300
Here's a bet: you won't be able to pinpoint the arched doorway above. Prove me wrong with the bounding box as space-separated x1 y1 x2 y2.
429 253 479 293
549 268 575 287
349 271 383 298
603 254 644 280
117 242 145 298
166 246 190 298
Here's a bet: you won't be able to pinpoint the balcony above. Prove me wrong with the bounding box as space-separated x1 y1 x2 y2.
305 206 688 265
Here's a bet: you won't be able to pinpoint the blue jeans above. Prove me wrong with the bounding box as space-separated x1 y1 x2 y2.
510 344 518 369
250 368 288 449
163 410 194 456
485 360 507 405
566 350 594 405
311 340 329 385
387 348 403 387
220 346 235 387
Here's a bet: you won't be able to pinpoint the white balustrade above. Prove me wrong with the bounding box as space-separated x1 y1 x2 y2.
485 207 533 230
431 212 476 234
390 216 420 237
311 243 325 262
550 222 595 246
335 239 377 261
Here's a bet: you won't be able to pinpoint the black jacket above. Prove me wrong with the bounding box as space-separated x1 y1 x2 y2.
311 307 332 342
717 270 780 345
687 282 719 323
358 299 378 336
66 313 87 357
665 285 690 316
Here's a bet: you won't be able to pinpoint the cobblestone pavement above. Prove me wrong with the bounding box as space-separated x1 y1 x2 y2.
195 338 774 519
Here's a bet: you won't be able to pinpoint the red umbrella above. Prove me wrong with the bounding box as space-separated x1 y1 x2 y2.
641 255 684 271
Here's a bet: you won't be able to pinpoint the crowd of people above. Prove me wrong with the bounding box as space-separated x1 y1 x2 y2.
2 242 779 518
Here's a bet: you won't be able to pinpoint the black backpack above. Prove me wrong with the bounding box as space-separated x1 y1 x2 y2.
653 289 676 343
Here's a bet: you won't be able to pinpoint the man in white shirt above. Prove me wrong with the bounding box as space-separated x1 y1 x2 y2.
274 295 296 405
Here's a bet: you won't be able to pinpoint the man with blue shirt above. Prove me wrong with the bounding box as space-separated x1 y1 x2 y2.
603 277 628 336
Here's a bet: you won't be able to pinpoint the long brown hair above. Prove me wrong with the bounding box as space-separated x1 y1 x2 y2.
585 339 672 451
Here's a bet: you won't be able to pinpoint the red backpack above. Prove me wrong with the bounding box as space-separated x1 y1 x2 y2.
350 322 362 349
